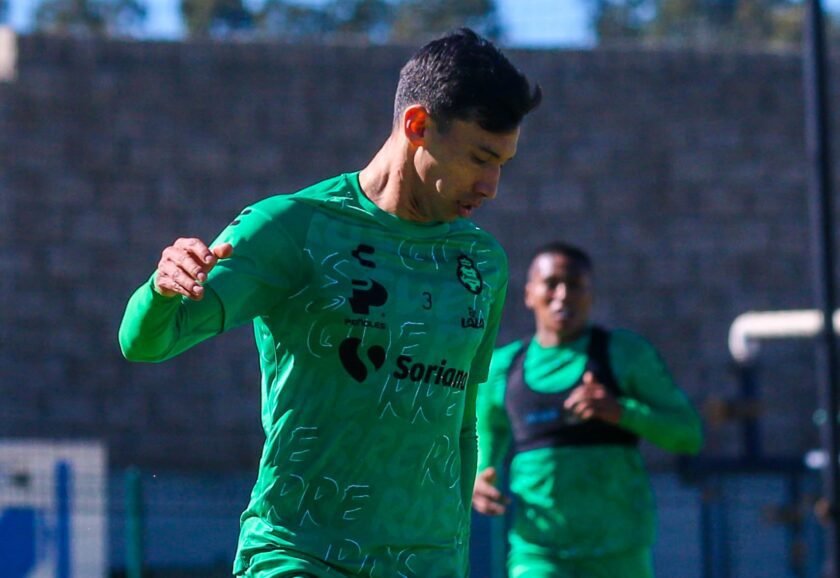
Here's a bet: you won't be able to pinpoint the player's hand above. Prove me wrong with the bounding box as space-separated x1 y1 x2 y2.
472 467 509 516
154 239 233 300
563 371 623 424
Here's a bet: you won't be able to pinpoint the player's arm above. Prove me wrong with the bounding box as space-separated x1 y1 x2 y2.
462 269 508 516
475 344 515 468
120 200 308 363
460 377 480 513
119 239 232 362
613 332 704 454
473 365 512 516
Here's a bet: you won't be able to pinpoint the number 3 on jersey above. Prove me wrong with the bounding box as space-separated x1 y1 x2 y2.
422 292 433 310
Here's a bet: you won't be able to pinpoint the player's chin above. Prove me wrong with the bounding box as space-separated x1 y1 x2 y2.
456 201 479 219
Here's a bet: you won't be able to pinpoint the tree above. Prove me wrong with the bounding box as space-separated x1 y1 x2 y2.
389 0 501 43
185 0 502 43
33 0 146 36
255 0 392 42
181 0 254 37
590 0 805 48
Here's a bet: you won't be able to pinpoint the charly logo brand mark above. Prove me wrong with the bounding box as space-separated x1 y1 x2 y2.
456 254 483 295
352 244 376 268
339 337 386 383
339 245 389 381
349 279 388 315
348 244 389 315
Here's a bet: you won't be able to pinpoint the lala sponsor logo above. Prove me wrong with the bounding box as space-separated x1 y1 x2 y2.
461 306 485 329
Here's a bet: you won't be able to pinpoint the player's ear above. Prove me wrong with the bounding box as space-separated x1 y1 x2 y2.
403 105 430 146
524 282 536 310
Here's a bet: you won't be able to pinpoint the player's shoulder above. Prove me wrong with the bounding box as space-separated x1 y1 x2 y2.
231 174 353 233
450 219 505 248
289 173 356 203
490 338 528 370
606 327 661 359
496 338 528 355
250 173 350 212
479 338 527 389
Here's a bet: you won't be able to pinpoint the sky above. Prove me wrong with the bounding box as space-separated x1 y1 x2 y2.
5 0 596 47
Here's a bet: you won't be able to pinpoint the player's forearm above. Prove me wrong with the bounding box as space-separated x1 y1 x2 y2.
619 398 704 454
476 424 510 472
459 418 479 512
119 277 223 362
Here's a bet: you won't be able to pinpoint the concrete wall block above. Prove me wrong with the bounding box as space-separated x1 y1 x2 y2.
70 210 123 244
103 387 151 430
7 287 69 323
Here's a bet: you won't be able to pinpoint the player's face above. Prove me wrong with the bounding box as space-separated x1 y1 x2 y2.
525 253 593 343
414 118 519 222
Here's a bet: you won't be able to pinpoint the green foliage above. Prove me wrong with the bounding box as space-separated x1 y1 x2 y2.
26 0 499 40
181 0 253 37
389 0 501 43
255 0 391 41
589 0 809 48
33 0 146 35
186 0 502 42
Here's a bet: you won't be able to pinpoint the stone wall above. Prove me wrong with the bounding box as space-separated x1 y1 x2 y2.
2 32 836 470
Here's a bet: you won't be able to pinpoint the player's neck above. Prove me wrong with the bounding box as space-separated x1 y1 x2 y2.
359 135 425 221
535 326 588 347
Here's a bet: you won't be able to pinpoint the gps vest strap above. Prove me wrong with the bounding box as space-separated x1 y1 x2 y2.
504 326 639 454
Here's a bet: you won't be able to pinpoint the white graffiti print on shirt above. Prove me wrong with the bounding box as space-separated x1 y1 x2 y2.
323 540 418 577
269 426 371 530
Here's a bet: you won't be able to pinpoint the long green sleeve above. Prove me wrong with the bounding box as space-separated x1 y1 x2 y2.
460 379 479 514
463 273 507 528
475 341 520 472
612 329 704 454
118 277 226 362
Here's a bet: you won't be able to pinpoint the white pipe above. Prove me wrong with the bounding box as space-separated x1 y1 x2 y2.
729 309 840 363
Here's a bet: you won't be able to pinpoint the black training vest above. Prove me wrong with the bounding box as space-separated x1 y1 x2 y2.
504 326 639 454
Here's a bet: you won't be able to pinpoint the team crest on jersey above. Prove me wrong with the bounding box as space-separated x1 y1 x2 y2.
456 254 483 295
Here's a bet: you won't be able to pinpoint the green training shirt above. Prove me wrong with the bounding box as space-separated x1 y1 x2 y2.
476 328 702 559
119 173 509 577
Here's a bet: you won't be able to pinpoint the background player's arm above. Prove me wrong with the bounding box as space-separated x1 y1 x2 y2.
613 333 704 454
467 271 510 516
472 347 514 516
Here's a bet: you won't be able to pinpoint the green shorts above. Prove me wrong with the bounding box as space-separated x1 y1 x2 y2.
508 546 654 578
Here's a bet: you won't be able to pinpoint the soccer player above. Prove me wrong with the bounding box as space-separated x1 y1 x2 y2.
472 242 703 578
119 28 541 578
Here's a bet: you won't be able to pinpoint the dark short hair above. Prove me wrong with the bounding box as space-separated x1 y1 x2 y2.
530 242 593 274
394 28 542 133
